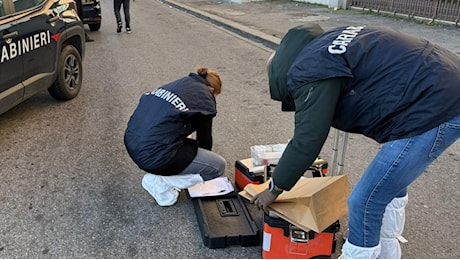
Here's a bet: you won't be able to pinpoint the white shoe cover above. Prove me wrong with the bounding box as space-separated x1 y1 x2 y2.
379 238 401 259
142 174 179 207
339 240 381 259
162 174 204 189
378 195 408 259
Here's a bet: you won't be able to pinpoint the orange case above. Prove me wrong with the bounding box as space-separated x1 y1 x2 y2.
234 159 264 190
262 215 338 259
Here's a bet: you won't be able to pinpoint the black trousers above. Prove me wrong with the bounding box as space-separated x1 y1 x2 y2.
114 0 130 27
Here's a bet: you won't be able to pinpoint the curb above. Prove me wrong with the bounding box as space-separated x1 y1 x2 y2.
161 0 281 50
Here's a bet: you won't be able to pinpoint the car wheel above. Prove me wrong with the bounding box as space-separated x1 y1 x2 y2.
89 23 101 31
48 45 82 100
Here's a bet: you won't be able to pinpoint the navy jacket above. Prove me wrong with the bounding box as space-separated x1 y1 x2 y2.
269 25 460 190
124 73 216 174
288 25 460 142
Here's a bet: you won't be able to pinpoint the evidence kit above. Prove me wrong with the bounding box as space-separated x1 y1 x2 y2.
189 130 350 258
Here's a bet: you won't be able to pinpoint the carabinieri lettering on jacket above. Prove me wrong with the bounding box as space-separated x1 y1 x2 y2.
146 88 189 111
328 26 365 54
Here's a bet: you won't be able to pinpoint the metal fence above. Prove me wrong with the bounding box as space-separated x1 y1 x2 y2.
348 0 460 25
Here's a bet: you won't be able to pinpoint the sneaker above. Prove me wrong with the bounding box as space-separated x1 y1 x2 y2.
142 174 179 206
117 23 122 33
126 27 132 34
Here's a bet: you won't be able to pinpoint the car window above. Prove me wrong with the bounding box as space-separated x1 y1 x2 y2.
13 0 42 12
0 0 5 17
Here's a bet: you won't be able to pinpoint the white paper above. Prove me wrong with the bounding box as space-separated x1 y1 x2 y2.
187 176 234 197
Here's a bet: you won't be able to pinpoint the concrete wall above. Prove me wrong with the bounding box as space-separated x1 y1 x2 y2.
296 0 346 9
230 0 347 9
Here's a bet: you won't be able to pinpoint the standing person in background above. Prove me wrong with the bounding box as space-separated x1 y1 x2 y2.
124 67 226 207
251 23 460 258
114 0 131 33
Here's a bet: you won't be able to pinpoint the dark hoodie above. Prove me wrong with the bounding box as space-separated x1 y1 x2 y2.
268 23 324 111
268 23 344 190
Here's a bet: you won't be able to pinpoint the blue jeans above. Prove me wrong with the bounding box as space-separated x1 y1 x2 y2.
114 0 130 27
347 114 460 247
178 148 226 181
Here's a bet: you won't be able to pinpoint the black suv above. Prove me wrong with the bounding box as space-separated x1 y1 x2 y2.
0 0 85 115
76 0 101 31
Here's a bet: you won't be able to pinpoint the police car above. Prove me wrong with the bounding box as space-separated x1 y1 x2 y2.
0 0 85 115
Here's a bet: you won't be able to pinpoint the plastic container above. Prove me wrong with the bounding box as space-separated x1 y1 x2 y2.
262 213 340 259
234 158 265 190
250 143 287 166
191 191 260 249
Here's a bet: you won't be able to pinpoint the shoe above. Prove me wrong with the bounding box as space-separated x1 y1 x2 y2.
117 23 122 33
126 27 132 34
142 174 179 206
339 240 381 259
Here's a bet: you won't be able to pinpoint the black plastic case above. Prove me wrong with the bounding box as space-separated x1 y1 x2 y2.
191 190 260 249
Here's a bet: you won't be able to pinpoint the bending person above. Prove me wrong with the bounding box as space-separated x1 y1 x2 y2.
252 24 460 258
124 67 226 206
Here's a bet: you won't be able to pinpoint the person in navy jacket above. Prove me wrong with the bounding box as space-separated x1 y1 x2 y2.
124 67 226 206
251 24 460 258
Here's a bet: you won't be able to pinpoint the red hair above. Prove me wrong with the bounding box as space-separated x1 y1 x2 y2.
196 67 222 95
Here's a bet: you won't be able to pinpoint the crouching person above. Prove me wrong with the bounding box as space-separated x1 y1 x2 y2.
124 67 226 206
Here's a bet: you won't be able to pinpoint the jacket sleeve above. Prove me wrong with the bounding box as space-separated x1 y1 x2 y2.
193 115 213 150
272 77 344 190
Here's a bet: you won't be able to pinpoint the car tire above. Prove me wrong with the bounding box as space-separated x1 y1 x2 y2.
48 45 83 101
89 23 101 31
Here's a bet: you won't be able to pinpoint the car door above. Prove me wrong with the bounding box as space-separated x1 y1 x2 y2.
0 0 25 115
12 0 59 99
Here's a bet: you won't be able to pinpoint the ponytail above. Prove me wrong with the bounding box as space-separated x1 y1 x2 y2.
196 67 222 95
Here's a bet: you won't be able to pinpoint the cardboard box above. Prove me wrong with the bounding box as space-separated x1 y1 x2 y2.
239 175 350 233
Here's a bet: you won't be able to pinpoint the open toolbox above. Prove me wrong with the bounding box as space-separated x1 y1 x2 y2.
190 188 260 249
235 157 328 191
191 129 349 255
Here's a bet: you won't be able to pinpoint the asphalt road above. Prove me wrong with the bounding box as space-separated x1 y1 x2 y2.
0 0 459 258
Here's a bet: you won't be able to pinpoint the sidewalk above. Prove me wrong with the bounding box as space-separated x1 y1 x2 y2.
163 0 460 53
